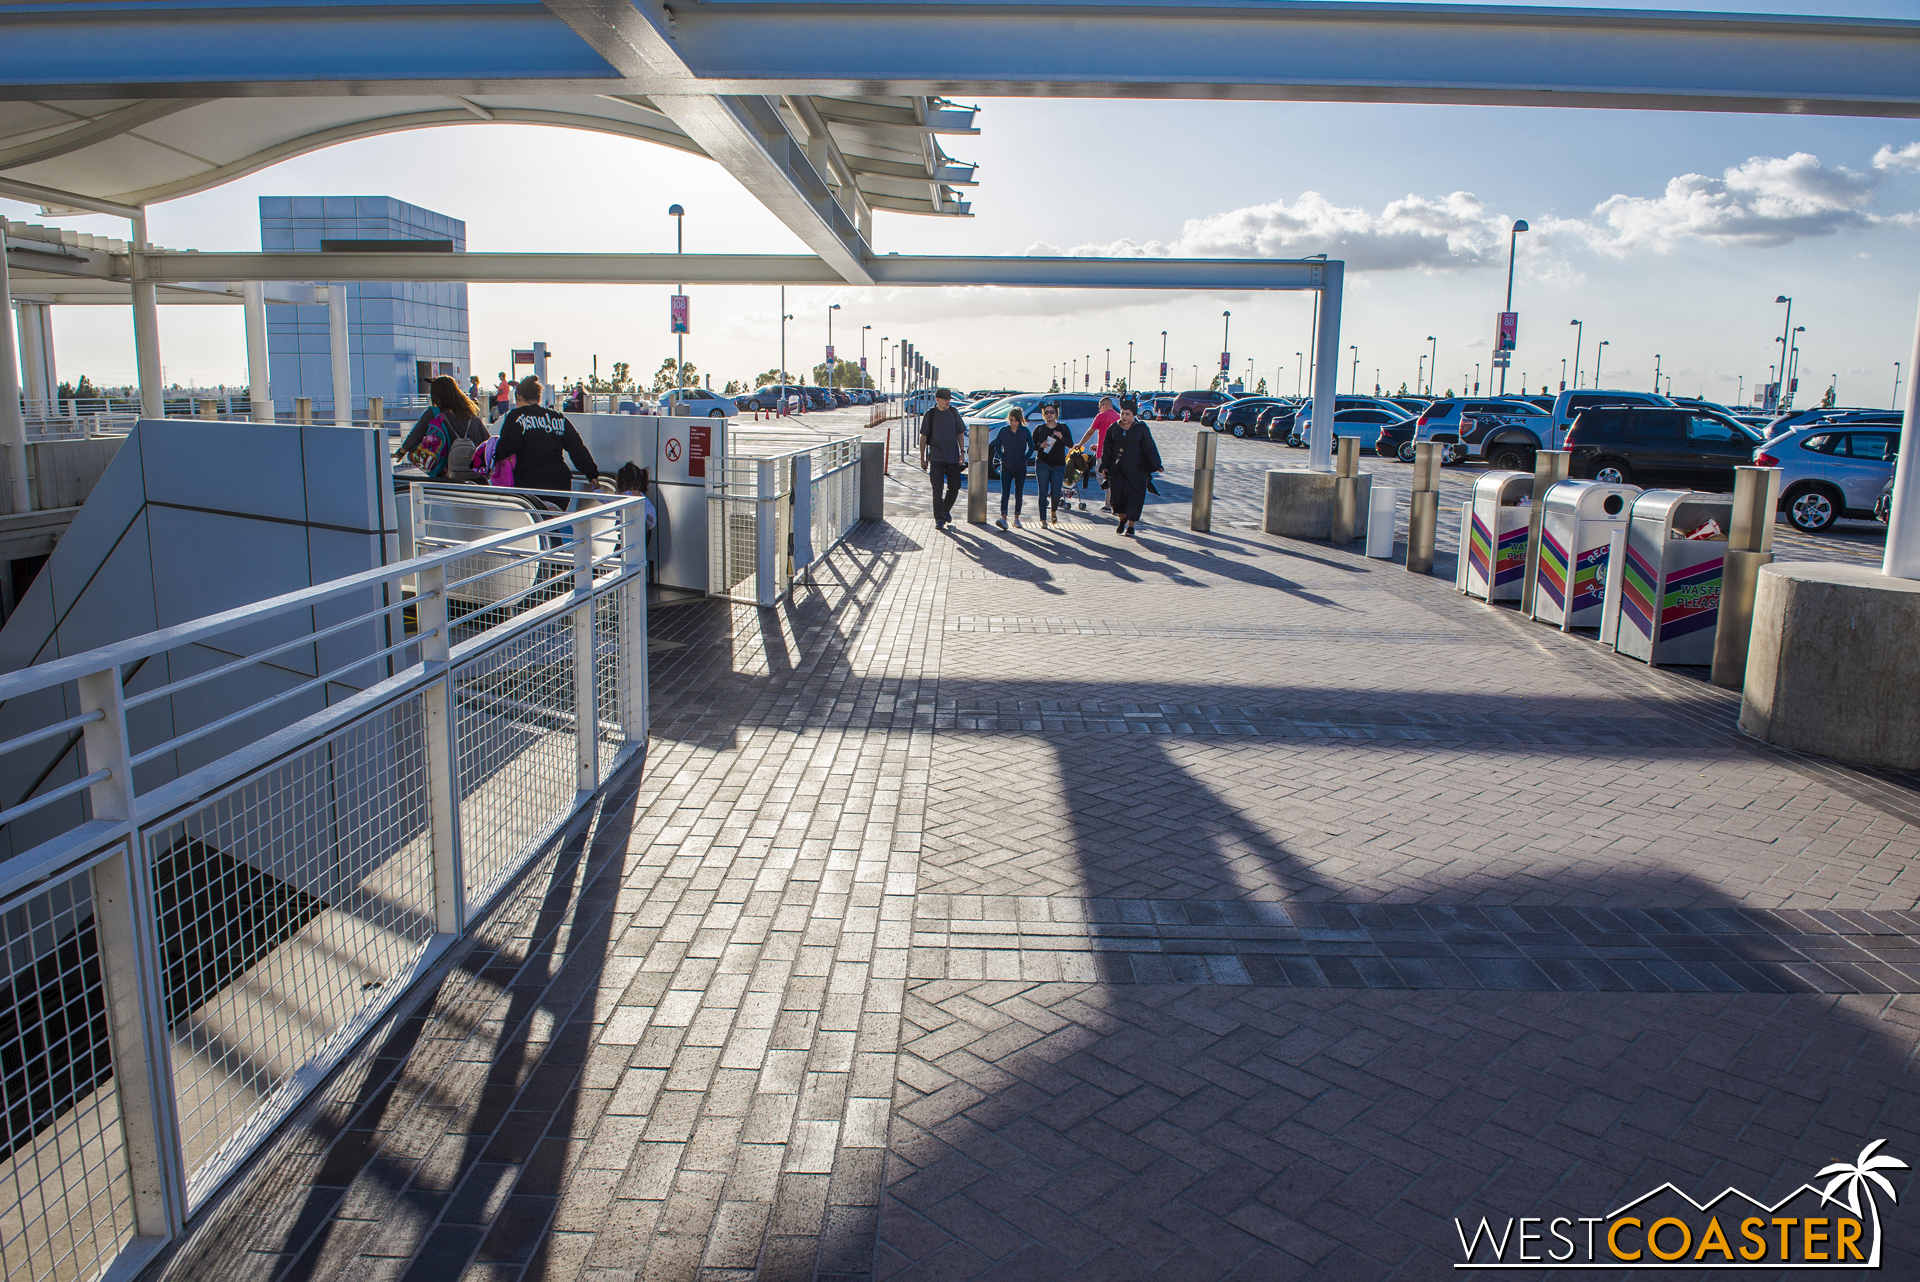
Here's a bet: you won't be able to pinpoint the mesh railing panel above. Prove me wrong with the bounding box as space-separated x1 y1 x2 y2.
0 870 136 1282
593 589 626 779
454 616 579 911
145 699 436 1201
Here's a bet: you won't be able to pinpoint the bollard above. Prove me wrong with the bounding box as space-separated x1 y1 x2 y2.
1365 485 1397 558
1405 442 1439 574
1710 465 1784 689
1331 436 1361 543
967 412 988 523
1519 450 1572 615
196 398 218 420
295 396 312 425
367 395 384 428
1191 431 1216 532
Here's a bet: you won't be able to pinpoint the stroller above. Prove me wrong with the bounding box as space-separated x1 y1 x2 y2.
1062 445 1099 517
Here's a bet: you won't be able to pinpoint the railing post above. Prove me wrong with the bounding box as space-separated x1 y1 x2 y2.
618 502 650 746
415 564 465 935
77 666 187 1241
756 458 780 607
573 507 599 796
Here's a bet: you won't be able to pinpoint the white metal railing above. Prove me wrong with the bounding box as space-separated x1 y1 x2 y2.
706 432 863 605
0 493 647 1282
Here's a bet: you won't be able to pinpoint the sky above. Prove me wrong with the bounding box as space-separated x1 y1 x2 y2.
7 5 1920 409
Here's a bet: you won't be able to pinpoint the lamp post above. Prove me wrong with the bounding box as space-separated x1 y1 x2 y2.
1499 219 1529 394
1417 355 1426 399
861 324 871 389
1595 339 1609 386
1775 295 1793 409
1569 319 1584 390
1896 361 1904 410
1426 335 1437 395
1350 345 1359 395
1104 347 1111 390
1560 358 1567 392
1473 362 1480 395
1220 311 1231 388
779 287 793 392
1653 353 1662 394
1298 352 1306 397
1159 331 1168 391
668 204 686 395
1085 353 1091 391
1128 340 1134 391
1787 325 1806 406
826 303 841 397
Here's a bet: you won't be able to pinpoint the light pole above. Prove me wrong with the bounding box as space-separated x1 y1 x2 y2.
1499 219 1529 394
1425 336 1437 395
1350 345 1359 395
1417 355 1426 399
1374 367 1381 396
861 324 871 388
826 303 841 397
1298 353 1306 397
1220 311 1231 387
1473 362 1480 395
1128 341 1134 392
1104 347 1110 390
779 287 793 392
1085 353 1091 391
1787 325 1806 405
1569 319 1584 390
1653 353 1662 394
668 204 686 395
1159 331 1168 391
1896 362 1904 410
1775 295 1793 408
1595 339 1609 386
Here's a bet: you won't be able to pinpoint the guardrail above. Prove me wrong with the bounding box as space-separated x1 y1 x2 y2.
707 433 862 605
0 490 647 1282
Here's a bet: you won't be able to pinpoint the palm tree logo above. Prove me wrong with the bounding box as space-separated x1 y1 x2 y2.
1816 1139 1909 1267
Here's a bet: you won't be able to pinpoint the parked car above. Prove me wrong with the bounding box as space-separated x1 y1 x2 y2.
657 387 738 417
1753 423 1901 532
1388 396 1434 416
1213 397 1286 438
1375 420 1418 460
1167 389 1232 421
1564 404 1763 492
964 394 1104 476
1288 406 1409 449
740 383 808 412
1256 404 1297 440
1876 475 1895 525
1411 396 1554 466
1763 406 1902 438
1144 394 1177 420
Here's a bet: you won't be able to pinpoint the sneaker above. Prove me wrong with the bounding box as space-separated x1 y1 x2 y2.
1100 505 1112 514
1013 516 1023 528
996 517 1008 530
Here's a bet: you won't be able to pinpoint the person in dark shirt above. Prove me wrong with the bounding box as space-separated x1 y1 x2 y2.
1099 399 1164 537
1030 402 1074 529
495 375 600 501
918 387 967 529
993 407 1033 530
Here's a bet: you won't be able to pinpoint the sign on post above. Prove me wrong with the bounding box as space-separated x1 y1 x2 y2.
1497 311 1518 351
1159 361 1168 380
825 345 835 361
669 295 690 334
511 350 535 366
1220 351 1231 371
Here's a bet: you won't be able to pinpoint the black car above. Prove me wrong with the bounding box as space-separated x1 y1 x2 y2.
1375 420 1417 460
1565 405 1763 489
1256 404 1297 440
1214 398 1286 438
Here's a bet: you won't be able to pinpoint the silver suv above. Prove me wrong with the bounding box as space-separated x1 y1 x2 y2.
1411 396 1552 466
1753 423 1901 532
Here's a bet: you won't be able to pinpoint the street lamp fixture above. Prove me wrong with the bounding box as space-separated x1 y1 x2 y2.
1569 319 1584 390
1595 339 1610 386
826 303 841 396
1426 336 1437 395
1499 219 1529 394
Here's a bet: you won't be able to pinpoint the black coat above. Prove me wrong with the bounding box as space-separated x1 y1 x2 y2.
1099 419 1164 479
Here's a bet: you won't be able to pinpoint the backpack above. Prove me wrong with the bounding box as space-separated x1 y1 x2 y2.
405 411 453 476
488 445 516 488
447 435 477 481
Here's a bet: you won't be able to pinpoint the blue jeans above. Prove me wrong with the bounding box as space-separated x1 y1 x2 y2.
1036 463 1065 514
999 468 1027 515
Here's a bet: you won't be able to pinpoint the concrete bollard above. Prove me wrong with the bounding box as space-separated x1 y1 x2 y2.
295 397 312 425
1711 465 1784 689
967 412 988 524
1405 442 1439 574
196 398 218 420
1519 450 1572 614
1191 431 1216 532
1331 437 1362 543
1365 485 1397 558
367 395 384 428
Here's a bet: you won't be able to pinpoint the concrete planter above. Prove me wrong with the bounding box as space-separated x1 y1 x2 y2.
1264 469 1370 541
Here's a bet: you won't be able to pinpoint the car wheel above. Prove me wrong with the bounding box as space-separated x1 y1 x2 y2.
1397 441 1417 464
710 408 725 417
1232 423 1247 438
1488 443 1534 472
1787 485 1840 533
1439 444 1466 467
1591 459 1633 485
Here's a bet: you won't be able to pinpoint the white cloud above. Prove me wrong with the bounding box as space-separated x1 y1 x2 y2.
1874 141 1920 172
1040 142 1920 275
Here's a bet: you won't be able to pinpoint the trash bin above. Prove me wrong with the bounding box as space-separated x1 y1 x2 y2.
1612 489 1735 666
1532 479 1640 629
1464 470 1533 602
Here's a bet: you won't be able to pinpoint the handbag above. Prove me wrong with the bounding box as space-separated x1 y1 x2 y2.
405 411 453 476
489 448 516 488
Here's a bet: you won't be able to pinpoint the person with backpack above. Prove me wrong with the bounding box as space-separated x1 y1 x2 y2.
397 375 488 479
494 375 600 500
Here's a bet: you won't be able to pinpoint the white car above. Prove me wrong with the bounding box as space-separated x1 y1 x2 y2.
657 388 737 418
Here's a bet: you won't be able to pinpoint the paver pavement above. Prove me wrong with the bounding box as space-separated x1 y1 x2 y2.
155 432 1918 1281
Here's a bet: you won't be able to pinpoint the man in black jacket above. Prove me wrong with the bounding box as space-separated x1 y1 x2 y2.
919 388 967 529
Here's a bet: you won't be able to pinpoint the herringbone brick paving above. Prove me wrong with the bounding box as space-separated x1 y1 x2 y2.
150 439 1917 1280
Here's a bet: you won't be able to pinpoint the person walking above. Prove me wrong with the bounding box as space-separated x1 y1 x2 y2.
994 407 1033 530
397 374 489 479
495 375 601 499
919 386 966 529
492 371 513 422
1099 399 1163 537
1032 402 1073 529
1076 395 1120 512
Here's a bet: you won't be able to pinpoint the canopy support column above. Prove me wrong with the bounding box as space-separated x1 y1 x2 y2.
243 280 272 423
1307 262 1344 474
131 212 162 419
1883 289 1920 580
328 284 352 425
0 227 30 512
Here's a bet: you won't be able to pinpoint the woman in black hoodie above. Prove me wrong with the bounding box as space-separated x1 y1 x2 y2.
1098 399 1163 536
494 375 601 501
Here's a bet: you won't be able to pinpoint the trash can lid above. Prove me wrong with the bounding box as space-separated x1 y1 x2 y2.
1474 470 1534 505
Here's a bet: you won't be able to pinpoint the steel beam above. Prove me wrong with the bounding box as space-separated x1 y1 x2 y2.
1 3 1916 118
134 250 1327 291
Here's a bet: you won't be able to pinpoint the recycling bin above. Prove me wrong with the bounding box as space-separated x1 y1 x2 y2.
1612 490 1736 666
1464 471 1533 601
1531 479 1640 629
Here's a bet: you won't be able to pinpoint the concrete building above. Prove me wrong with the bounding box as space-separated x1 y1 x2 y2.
261 196 468 416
